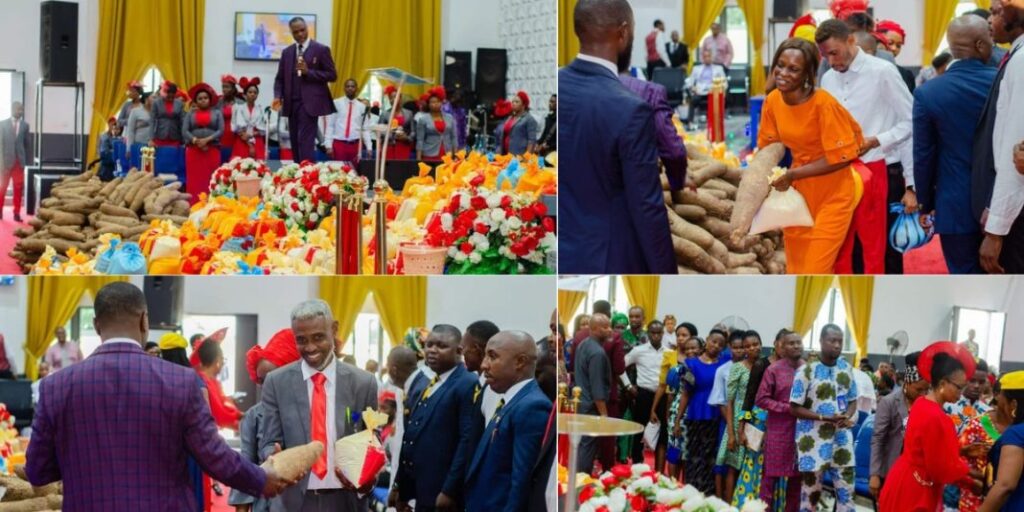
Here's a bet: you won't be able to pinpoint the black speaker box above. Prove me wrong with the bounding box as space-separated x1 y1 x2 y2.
475 48 507 106
773 0 800 19
40 1 78 83
145 277 183 330
444 51 472 92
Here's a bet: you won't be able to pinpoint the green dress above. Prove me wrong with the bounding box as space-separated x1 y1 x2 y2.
715 362 749 469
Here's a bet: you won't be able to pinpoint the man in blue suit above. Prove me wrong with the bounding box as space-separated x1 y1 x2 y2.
465 331 552 512
559 0 677 274
394 325 483 511
915 15 998 273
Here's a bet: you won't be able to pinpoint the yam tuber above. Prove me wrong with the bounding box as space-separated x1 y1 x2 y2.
48 211 85 226
703 189 729 200
262 441 323 481
0 476 32 502
677 266 699 275
724 252 758 268
100 203 139 219
48 226 86 242
688 161 729 187
666 208 714 249
703 178 738 198
675 188 733 219
727 266 762 274
673 204 706 222
672 235 726 274
728 143 786 240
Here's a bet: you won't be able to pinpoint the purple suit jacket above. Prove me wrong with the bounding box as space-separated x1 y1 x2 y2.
26 341 266 511
619 74 688 190
274 40 338 118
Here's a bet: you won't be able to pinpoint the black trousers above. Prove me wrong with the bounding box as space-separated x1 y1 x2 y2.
886 163 907 274
646 59 666 80
630 387 665 463
1001 210 1024 273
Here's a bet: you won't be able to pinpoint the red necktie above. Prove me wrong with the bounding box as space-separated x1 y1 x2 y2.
310 372 328 479
1000 52 1010 70
344 101 353 139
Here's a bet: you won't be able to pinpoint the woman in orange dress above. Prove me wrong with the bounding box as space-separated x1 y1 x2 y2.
879 342 982 511
756 38 861 274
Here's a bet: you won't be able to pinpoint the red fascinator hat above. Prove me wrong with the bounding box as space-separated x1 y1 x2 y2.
245 328 300 383
494 98 512 118
876 20 906 40
919 341 976 384
515 90 530 109
829 0 869 21
427 86 446 101
187 82 219 105
239 76 262 91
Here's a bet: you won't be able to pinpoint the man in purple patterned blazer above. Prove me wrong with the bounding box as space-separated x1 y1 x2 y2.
25 282 298 510
618 74 688 192
274 16 338 164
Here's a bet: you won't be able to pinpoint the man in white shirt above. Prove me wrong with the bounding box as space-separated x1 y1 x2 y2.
644 19 671 80
623 320 667 468
818 19 914 275
686 48 727 130
980 0 1024 274
326 78 372 164
701 23 734 71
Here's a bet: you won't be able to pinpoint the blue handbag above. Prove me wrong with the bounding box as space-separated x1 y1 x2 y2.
106 242 147 274
888 203 935 254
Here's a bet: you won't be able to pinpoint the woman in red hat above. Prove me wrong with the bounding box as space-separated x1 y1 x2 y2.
116 80 145 130
216 75 243 162
879 342 984 510
151 81 187 148
183 82 224 202
493 90 539 155
230 77 267 160
414 86 456 161
379 84 414 160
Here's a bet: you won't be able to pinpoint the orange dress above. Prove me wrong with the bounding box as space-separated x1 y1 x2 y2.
757 89 862 274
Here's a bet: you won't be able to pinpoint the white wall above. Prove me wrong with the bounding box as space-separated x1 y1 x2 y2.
181 276 317 347
0 279 29 375
426 276 555 341
629 0 685 73
443 0 502 76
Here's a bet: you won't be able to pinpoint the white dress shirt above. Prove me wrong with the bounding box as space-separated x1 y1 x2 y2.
986 34 1024 236
231 102 268 138
301 356 341 490
622 342 666 392
852 368 877 413
385 382 405 490
821 47 914 166
478 372 501 424
687 64 727 96
707 360 734 407
652 30 671 66
576 53 618 78
492 378 533 421
326 97 372 149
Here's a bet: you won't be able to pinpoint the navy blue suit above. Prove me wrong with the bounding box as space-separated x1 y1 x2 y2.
558 58 677 274
465 380 552 512
914 59 997 273
397 365 482 510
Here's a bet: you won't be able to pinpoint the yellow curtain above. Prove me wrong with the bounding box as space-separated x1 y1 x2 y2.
557 289 587 327
922 0 960 66
838 276 874 362
976 0 992 10
25 276 125 380
622 275 660 324
683 0 726 72
792 276 835 336
90 0 205 163
736 0 766 96
319 277 373 347
371 277 427 347
559 0 579 66
331 0 441 97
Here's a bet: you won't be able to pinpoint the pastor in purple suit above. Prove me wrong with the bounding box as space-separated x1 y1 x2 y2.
25 282 297 511
274 17 337 163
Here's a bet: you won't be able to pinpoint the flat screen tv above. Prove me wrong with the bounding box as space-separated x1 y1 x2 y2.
234 12 317 61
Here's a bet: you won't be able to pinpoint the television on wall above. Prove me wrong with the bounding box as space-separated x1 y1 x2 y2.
234 12 317 61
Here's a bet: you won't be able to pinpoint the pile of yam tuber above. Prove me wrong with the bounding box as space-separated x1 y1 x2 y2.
0 472 62 511
663 142 787 274
9 169 191 272
262 441 324 481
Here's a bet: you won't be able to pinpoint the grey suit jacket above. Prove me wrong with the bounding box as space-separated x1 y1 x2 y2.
414 113 457 158
870 387 909 478
183 109 225 146
494 113 539 155
0 118 31 171
151 99 187 143
260 359 378 512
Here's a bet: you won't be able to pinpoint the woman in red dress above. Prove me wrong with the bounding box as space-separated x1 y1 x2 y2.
194 337 242 430
183 83 224 203
414 86 456 162
230 77 267 160
879 342 983 511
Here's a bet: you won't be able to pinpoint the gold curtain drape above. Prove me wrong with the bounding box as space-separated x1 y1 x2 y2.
318 276 427 348
559 0 579 66
922 0 960 66
683 0 726 72
25 276 126 380
90 0 205 162
622 276 660 324
736 0 766 95
557 289 587 328
838 276 874 362
330 0 441 97
792 276 835 336
976 0 992 11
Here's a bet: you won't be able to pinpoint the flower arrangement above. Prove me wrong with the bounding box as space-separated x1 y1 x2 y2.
566 464 768 512
261 161 368 230
209 157 272 197
423 182 555 274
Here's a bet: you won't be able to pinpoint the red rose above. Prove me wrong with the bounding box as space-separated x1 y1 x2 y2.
510 242 527 257
533 202 548 217
500 195 512 208
595 506 610 512
542 217 556 233
306 220 317 230
290 187 299 197
470 173 485 187
600 475 618 488
470 196 488 210
631 494 648 510
290 202 300 212
386 203 398 220
578 486 595 504
610 465 632 479
642 470 659 481
447 196 462 213
460 242 473 254
474 223 490 235
520 207 536 223
524 236 539 251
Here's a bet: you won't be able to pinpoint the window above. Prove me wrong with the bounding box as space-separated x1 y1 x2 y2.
341 293 391 371
568 276 632 331
67 306 101 358
805 287 855 354
951 306 1005 372
0 70 25 121
699 6 750 66
936 2 980 57
182 315 239 396
141 66 165 94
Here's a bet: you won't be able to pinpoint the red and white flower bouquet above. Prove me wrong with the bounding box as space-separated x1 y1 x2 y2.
261 161 368 231
571 464 768 512
209 157 271 198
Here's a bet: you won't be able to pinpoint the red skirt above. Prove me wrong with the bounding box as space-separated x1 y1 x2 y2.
385 140 413 160
279 148 294 161
185 145 222 203
332 140 360 163
231 135 266 160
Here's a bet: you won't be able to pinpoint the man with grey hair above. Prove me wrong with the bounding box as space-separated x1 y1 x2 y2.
261 299 378 511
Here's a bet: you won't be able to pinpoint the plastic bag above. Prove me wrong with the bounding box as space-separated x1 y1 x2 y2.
643 420 660 451
889 203 934 254
334 408 390 488
106 242 147 275
749 187 814 235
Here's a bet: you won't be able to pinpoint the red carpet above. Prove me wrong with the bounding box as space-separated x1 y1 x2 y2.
0 206 30 275
903 235 948 274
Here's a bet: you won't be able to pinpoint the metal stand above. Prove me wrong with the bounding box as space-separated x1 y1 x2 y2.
34 80 86 168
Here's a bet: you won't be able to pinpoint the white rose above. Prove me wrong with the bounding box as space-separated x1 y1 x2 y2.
740 500 769 512
454 251 468 263
469 251 482 264
310 212 320 222
486 193 502 209
447 246 458 258
506 216 523 231
329 183 340 194
631 464 651 477
459 193 471 210
500 223 511 237
441 213 454 231
656 488 686 505
627 476 655 494
704 496 732 511
607 488 627 512
490 209 506 222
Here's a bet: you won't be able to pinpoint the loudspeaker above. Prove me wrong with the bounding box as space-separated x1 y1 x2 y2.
144 277 183 330
773 0 800 19
40 1 78 83
444 51 472 92
475 48 507 107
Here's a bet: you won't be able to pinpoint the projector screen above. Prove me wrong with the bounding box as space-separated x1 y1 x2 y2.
234 12 317 61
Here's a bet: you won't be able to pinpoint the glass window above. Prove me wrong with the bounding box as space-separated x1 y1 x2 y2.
141 66 165 94
699 6 749 65
936 2 980 57
343 293 391 372
806 288 855 354
952 306 1005 372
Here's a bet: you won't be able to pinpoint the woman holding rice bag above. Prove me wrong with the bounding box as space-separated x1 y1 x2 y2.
757 38 862 274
